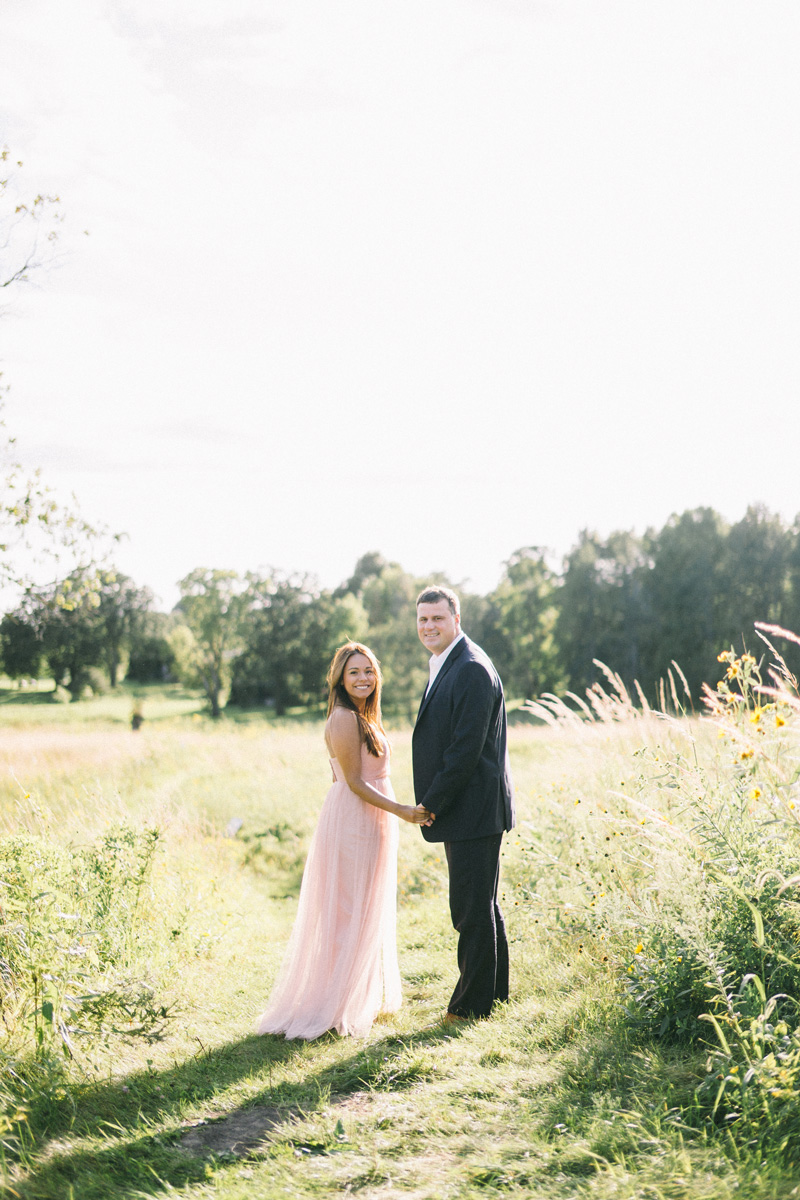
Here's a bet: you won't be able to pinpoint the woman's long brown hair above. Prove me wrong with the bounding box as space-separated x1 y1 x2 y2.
326 642 386 757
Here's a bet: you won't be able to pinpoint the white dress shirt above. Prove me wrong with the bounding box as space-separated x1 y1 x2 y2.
427 630 465 692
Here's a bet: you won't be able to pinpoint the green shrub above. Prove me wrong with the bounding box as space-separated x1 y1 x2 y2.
518 637 800 1045
691 982 800 1163
0 824 169 1076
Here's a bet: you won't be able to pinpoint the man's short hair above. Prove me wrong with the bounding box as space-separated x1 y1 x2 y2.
416 585 460 617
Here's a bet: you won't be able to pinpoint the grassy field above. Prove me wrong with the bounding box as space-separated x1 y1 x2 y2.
2 677 800 1199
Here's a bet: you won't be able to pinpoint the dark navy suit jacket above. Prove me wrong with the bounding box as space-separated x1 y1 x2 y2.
412 635 515 843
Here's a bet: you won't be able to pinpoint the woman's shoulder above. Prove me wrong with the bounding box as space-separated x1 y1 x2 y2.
325 706 361 757
326 706 361 739
327 705 359 727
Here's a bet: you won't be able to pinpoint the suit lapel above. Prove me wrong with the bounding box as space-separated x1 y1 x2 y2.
416 636 468 722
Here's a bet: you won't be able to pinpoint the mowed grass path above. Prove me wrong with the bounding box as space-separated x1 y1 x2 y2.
0 692 787 1199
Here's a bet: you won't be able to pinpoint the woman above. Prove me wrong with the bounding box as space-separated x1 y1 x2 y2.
257 642 432 1040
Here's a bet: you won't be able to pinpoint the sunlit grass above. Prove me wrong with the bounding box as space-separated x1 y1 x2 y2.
2 683 800 1198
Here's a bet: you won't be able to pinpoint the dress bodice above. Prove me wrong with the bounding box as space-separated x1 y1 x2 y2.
328 737 390 784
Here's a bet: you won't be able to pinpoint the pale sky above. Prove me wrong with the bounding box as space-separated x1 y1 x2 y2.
1 1 799 608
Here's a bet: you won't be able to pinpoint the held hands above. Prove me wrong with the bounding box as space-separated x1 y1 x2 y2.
403 803 435 826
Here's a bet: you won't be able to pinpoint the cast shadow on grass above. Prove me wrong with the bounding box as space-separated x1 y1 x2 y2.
523 1024 704 1177
11 1021 460 1200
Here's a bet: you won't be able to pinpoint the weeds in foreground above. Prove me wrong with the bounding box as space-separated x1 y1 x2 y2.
518 625 800 1164
0 823 179 1148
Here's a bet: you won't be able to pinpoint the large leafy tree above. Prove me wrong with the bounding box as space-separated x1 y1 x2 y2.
0 610 42 680
38 591 104 697
126 610 179 683
1 568 155 694
482 546 563 701
4 571 105 697
338 554 431 717
555 529 649 695
230 572 366 715
173 569 247 717
639 508 729 699
718 505 795 651
95 572 155 687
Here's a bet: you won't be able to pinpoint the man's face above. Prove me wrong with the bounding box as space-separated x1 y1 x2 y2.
417 599 460 656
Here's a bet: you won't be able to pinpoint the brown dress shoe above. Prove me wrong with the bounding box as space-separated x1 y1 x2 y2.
442 1011 470 1025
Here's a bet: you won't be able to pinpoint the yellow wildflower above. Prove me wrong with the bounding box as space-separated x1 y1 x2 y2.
740 748 754 759
777 715 786 728
634 942 644 954
749 788 762 801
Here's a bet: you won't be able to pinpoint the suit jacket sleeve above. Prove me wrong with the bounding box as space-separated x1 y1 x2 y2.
421 661 495 817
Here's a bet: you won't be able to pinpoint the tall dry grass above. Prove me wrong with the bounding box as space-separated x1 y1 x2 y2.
512 625 800 1162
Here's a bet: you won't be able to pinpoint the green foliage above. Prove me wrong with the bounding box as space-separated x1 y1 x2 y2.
639 507 729 698
516 630 800 1075
621 648 800 1041
1 567 152 699
339 553 428 717
547 506 800 703
9 504 800 716
481 545 563 699
174 568 247 717
0 611 42 680
126 611 177 683
0 824 169 1076
718 506 794 642
31 577 106 697
94 571 154 687
229 571 364 714
555 528 652 695
693 990 800 1161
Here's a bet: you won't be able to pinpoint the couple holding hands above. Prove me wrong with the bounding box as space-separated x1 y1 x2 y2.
258 585 516 1040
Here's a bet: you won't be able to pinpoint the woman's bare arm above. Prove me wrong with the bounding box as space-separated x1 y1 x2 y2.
327 709 432 825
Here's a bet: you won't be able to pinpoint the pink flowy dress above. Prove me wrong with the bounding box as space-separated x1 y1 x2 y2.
257 735 402 1039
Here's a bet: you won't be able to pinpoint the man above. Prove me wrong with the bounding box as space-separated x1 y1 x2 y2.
411 585 515 1022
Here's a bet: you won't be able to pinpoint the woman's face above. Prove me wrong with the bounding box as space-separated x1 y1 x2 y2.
342 652 377 709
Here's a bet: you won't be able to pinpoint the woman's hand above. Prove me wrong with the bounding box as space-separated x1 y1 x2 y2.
401 804 435 826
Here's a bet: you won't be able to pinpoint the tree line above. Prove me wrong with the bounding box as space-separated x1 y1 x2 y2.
2 504 798 715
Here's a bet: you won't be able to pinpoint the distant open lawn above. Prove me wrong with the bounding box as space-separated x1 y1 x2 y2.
1 683 798 1199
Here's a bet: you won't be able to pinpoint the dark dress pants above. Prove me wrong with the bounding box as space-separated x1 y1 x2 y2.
444 833 509 1018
